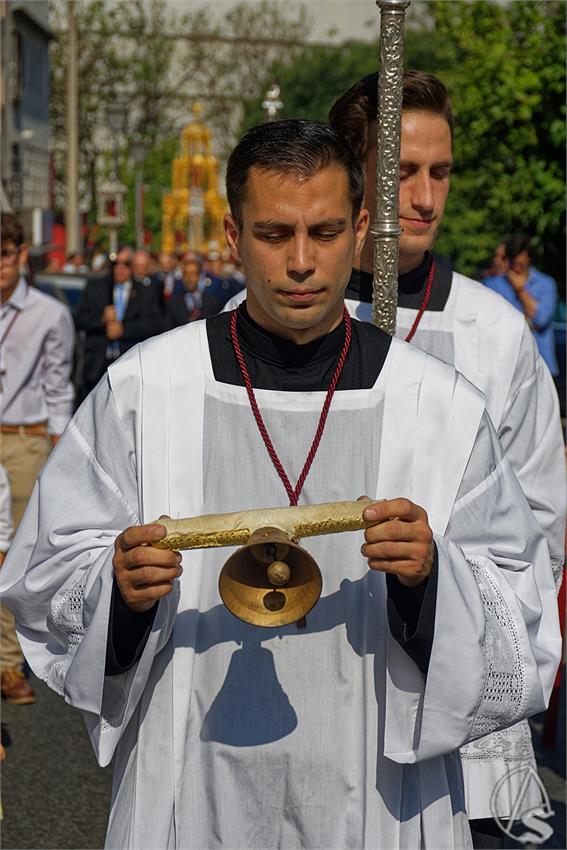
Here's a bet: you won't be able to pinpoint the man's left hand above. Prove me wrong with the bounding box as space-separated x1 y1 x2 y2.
106 320 124 340
360 498 434 588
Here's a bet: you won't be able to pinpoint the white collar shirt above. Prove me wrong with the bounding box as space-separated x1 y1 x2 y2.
0 276 75 434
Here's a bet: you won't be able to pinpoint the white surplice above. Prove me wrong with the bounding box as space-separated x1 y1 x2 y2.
0 321 560 849
225 272 567 820
226 277 566 578
345 272 566 820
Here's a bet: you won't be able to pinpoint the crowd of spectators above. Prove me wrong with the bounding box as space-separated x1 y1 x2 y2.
43 245 246 405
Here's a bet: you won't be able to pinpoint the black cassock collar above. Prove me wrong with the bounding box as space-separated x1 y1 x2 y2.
345 252 453 312
206 303 391 392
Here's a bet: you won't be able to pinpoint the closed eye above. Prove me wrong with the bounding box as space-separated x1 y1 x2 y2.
256 232 291 243
313 231 342 241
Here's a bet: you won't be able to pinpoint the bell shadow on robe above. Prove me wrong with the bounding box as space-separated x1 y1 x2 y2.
200 640 297 747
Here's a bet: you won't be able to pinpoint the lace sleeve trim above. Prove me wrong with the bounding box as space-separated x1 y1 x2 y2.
550 557 565 593
43 572 88 695
468 558 526 741
461 718 535 763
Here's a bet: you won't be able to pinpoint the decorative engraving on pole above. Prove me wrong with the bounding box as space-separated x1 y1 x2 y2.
372 0 410 334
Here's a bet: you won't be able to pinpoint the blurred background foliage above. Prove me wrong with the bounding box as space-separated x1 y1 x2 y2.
49 0 565 289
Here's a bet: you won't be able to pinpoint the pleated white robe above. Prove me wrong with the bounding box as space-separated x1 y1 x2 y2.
226 270 567 821
0 321 560 849
343 273 567 820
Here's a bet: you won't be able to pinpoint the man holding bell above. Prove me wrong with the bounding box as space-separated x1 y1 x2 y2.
0 120 560 850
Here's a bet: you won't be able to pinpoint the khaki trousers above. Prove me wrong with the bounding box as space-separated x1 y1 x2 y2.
0 432 51 671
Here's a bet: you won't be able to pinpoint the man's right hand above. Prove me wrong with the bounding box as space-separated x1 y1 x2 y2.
113 524 182 613
102 304 117 324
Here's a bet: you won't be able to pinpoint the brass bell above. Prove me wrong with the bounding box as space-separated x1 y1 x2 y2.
218 527 322 627
153 498 374 628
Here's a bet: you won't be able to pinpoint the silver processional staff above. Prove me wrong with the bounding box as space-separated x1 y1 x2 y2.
372 0 411 335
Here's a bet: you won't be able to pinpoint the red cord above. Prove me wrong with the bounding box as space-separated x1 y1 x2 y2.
404 259 436 343
230 307 352 506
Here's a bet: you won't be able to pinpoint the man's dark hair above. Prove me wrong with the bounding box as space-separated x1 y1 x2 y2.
329 70 454 161
182 253 203 270
505 233 532 262
1 213 24 247
226 119 365 229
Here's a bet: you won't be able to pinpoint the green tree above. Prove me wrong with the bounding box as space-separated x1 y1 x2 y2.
239 1 565 291
175 0 311 158
49 0 125 217
425 0 566 288
239 22 450 131
49 0 313 250
120 135 179 251
241 41 377 129
49 0 180 232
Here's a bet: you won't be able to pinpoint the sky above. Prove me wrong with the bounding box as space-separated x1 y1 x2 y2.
167 0 381 44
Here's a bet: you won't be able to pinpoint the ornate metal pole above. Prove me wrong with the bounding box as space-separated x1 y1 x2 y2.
371 0 411 334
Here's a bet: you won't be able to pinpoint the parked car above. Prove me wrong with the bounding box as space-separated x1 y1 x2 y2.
33 271 90 314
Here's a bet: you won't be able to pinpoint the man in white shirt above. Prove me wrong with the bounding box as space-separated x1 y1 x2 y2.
0 214 75 704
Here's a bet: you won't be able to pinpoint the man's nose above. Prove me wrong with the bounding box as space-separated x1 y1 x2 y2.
287 235 316 279
411 172 434 213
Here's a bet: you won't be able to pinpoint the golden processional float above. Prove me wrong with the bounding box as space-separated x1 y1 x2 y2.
153 2 411 628
161 103 227 255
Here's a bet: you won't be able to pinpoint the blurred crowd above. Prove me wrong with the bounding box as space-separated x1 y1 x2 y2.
45 245 246 405
30 234 566 413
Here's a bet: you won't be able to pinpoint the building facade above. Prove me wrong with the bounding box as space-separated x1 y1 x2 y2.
0 0 52 244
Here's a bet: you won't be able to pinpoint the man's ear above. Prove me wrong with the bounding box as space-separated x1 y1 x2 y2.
224 214 240 259
354 208 370 258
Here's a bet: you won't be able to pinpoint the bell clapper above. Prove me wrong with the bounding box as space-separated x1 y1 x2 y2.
266 560 291 587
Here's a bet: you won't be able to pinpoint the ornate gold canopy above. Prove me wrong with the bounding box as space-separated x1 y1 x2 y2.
161 103 227 255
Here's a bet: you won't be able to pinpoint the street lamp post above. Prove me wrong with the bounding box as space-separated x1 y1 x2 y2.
97 178 127 253
131 139 147 251
105 99 128 177
99 98 128 252
65 0 79 255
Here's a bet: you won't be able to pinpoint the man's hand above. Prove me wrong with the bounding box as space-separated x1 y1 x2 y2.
105 319 124 340
506 268 538 321
113 524 182 613
102 305 117 324
507 267 528 293
360 498 434 588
